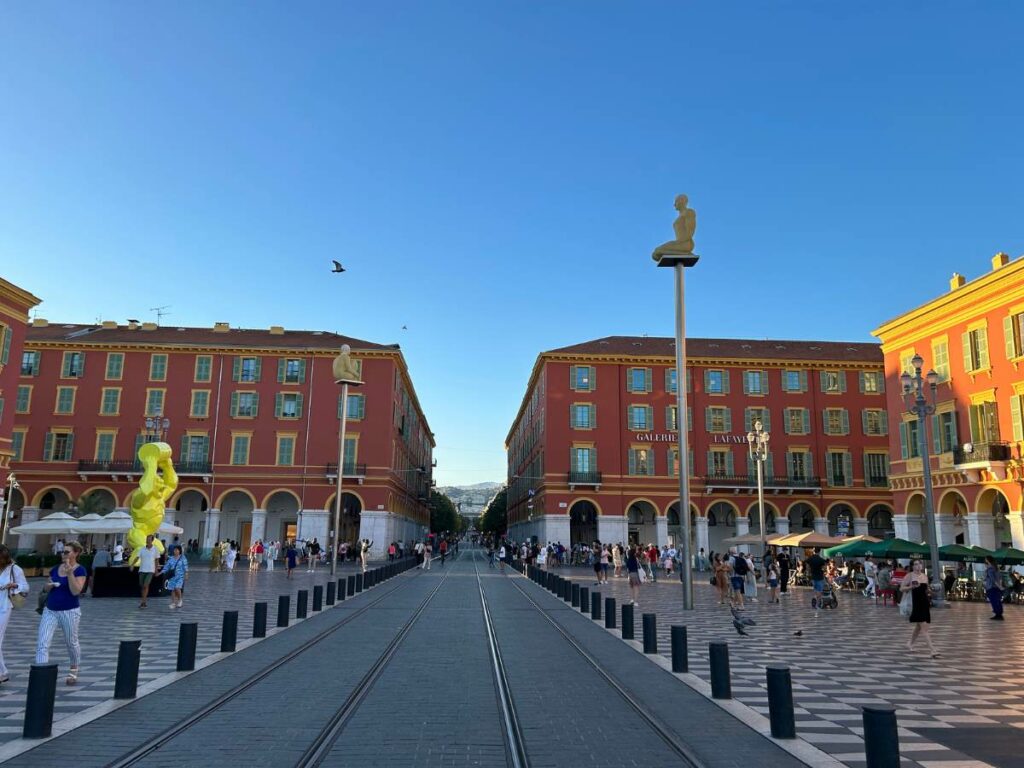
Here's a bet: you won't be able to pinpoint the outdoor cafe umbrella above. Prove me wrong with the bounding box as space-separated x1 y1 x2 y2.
937 543 991 563
822 535 882 558
990 546 1024 565
10 511 81 536
865 538 930 558
770 531 848 549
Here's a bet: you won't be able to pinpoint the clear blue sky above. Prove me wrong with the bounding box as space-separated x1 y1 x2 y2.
3 4 1023 486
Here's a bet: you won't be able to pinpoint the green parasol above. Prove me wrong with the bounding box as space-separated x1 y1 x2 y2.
937 544 990 562
822 536 882 558
865 538 930 558
990 546 1024 565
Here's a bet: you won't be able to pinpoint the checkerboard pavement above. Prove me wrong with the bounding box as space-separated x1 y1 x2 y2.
554 566 1024 768
0 560 380 743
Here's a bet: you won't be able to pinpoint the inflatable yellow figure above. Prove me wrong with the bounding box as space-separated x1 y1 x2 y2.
128 442 177 566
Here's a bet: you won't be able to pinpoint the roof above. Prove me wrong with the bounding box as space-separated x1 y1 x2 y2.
24 323 397 352
545 336 882 362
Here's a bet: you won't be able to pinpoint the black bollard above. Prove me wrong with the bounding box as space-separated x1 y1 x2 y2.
671 626 688 673
348 575 356 596
604 597 616 628
579 587 589 613
642 614 657 653
766 666 796 739
326 581 336 606
338 578 346 601
591 591 602 621
622 603 635 640
572 583 580 607
177 623 198 671
277 595 290 627
313 585 323 612
253 602 267 637
22 664 58 738
113 640 141 699
862 705 900 768
709 641 731 699
563 580 572 602
220 611 238 653
355 573 363 593
297 589 309 619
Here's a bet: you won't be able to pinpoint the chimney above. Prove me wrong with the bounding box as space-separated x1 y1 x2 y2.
127 320 140 330
269 325 285 335
31 318 48 327
101 320 117 329
213 322 230 333
992 252 1010 271
141 322 158 331
950 272 966 291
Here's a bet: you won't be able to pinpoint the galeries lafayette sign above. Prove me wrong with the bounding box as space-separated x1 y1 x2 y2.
634 433 678 442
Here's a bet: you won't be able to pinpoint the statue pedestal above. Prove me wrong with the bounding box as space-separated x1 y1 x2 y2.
653 247 700 268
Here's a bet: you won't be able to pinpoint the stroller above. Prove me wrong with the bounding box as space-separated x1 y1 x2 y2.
816 578 839 609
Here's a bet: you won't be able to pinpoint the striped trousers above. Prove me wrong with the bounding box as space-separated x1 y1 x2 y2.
36 607 81 668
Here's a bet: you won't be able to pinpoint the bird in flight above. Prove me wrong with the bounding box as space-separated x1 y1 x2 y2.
402 325 407 330
331 260 345 273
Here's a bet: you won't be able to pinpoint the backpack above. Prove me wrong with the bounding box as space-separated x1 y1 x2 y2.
733 555 749 576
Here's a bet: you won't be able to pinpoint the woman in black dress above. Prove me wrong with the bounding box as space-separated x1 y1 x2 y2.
901 559 940 658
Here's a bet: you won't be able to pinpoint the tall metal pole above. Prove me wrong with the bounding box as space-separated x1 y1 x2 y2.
913 384 945 606
756 447 766 578
331 381 350 577
674 263 694 609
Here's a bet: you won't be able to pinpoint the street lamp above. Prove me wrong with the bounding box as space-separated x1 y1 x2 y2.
331 345 364 576
0 472 20 545
900 354 945 607
144 415 171 442
746 419 770 579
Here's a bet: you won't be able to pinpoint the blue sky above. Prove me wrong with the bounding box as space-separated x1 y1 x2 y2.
2 3 1023 486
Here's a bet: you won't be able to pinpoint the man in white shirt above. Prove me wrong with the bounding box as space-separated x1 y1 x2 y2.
863 556 878 598
113 543 124 565
53 538 65 557
134 535 159 609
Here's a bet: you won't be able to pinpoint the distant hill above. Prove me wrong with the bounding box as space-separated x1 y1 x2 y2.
438 482 503 516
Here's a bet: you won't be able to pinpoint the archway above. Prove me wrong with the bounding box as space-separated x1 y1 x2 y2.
977 487 1011 548
217 489 255 550
332 492 362 551
746 500 779 535
36 487 71 512
866 504 894 538
827 503 856 537
666 502 700 549
82 488 117 515
569 500 598 548
264 490 301 545
174 489 209 544
626 499 659 546
706 500 738 554
787 502 816 532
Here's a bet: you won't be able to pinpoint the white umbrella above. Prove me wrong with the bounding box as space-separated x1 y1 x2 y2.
10 511 79 535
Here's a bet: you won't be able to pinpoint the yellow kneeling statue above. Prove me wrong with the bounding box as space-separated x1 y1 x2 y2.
128 441 177 566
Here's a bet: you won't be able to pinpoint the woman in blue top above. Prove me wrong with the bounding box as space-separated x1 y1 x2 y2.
161 544 189 610
36 540 87 685
286 541 298 579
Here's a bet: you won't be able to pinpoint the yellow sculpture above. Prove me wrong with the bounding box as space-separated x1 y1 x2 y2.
128 442 177 565
332 344 363 384
652 193 697 260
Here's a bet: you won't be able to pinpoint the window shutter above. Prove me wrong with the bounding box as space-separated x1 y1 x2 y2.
648 451 655 475
275 393 283 418
1005 315 1017 359
277 359 285 383
298 360 307 384
723 408 732 432
841 409 850 435
706 450 713 475
977 329 989 369
765 452 774 479
726 451 735 475
645 368 652 392
44 432 53 461
704 406 712 431
861 409 869 435
704 370 712 391
801 409 810 434
589 404 596 429
180 434 190 460
253 358 262 382
784 409 791 435
762 371 769 394
77 353 85 377
762 409 771 433
0 326 10 365
1013 397 1023 442
296 393 304 416
822 409 829 434
843 452 853 486
744 408 752 432
628 450 637 475
134 434 145 464
230 392 239 417
858 371 865 393
232 357 241 382
838 371 846 393
932 414 942 453
687 406 692 431
743 372 750 395
31 352 39 375
251 393 259 417
819 371 828 392
589 366 596 390
61 354 71 377
786 451 794 478
877 374 885 393
961 331 972 371
880 412 888 436
722 371 730 394
899 423 909 459
862 453 870 484
569 365 576 388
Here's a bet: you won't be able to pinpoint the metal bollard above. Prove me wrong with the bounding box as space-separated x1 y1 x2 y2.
355 573 363 593
113 640 141 699
709 641 731 699
642 614 657 653
338 578 346 601
22 664 58 738
296 589 309 619
253 602 267 637
572 583 580 607
277 595 290 627
313 585 323 612
326 581 336 606
605 597 616 628
766 665 796 738
579 587 589 613
177 622 198 671
622 603 635 640
671 626 688 673
862 705 900 768
591 591 602 621
348 575 356 596
220 611 238 653
563 580 572 602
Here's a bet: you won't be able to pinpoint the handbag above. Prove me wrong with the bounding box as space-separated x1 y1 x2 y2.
2 566 25 609
899 590 913 617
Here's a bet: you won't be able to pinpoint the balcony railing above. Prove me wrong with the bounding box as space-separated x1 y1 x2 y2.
954 441 1011 464
567 471 602 485
867 475 889 488
325 462 367 477
702 474 821 489
77 459 212 475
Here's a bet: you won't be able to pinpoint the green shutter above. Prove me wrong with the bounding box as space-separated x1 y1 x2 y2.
843 452 853 486
251 393 259 417
706 450 713 475
762 371 769 395
877 374 885 393
841 409 850 435
645 368 652 392
762 409 771 432
765 452 774 478
726 451 735 475
296 393 304 416
180 434 190 460
977 328 989 369
43 432 53 461
61 354 71 377
822 409 829 434
722 370 730 394
0 325 10 365
744 408 752 432
232 357 241 382
275 393 283 418
230 392 239 417
1005 315 1017 359
253 358 262 382
783 409 791 435
819 371 828 392
863 453 870 485
742 371 750 395
838 371 846 393
899 423 909 459
723 408 732 432
862 409 869 435
880 412 888 436
1012 396 1023 442
687 406 692 431
800 408 809 434
277 359 285 383
704 406 712 431
932 414 942 453
298 360 307 384
704 370 711 392
858 371 865 393
31 352 39 375
78 353 85 376
961 331 973 372
799 370 807 392
628 450 637 475
786 451 794 478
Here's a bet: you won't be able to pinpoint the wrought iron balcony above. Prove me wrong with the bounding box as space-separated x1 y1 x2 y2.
953 441 1011 465
77 459 212 475
702 474 822 490
866 475 890 488
567 471 602 486
325 462 367 478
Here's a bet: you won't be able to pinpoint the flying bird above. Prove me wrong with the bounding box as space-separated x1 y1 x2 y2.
331 260 345 273
401 325 407 330
732 619 748 636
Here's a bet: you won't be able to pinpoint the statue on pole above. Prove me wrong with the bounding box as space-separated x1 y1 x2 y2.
652 194 698 264
333 344 363 385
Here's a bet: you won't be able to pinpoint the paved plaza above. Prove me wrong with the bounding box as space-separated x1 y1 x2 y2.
554 565 1024 768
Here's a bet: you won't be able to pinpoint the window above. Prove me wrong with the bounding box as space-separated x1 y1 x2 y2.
823 408 849 435
44 431 74 462
930 343 949 383
899 419 921 459
95 432 116 462
570 365 595 391
969 400 999 443
195 355 213 383
627 367 651 393
571 446 595 473
61 351 85 378
900 351 917 375
744 407 770 433
705 406 731 433
343 436 358 472
145 389 165 417
827 451 852 487
627 405 652 430
820 370 845 393
232 392 258 418
100 387 121 416
707 449 734 477
743 370 768 395
934 410 958 452
665 368 677 394
571 404 595 429
277 435 296 466
786 451 812 481
782 369 807 393
55 386 75 415
1005 313 1024 360
15 385 31 414
0 323 9 365
962 327 990 372
667 405 677 431
278 358 306 384
234 356 261 383
862 409 887 436
20 351 39 376
150 354 168 381
859 371 885 393
628 447 654 476
747 450 773 480
784 407 810 435
705 369 728 394
181 434 210 464
864 453 889 487
340 393 364 420
105 353 124 380
11 430 25 461
276 392 304 419
190 390 210 418
230 434 251 465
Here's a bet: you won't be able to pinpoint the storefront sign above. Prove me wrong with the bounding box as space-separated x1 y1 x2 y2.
634 433 678 443
710 434 750 444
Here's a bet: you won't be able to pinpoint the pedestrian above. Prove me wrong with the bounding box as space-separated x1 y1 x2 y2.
805 547 827 615
37 540 86 685
538 545 547 570
92 546 111 569
439 538 448 565
286 541 298 579
646 544 658 583
600 545 611 584
744 552 758 602
308 538 321 571
112 541 124 566
226 541 237 571
713 554 729 603
612 544 623 578
486 541 494 568
728 548 746 608
766 560 780 604
901 559 940 657
134 534 159 609
777 550 790 595
417 540 426 568
497 543 505 572
697 547 708 572
626 546 642 607
160 544 188 609
265 540 276 571
591 541 602 585
424 539 433 570
361 539 372 572
984 555 1004 621
0 545 29 683
863 555 878 598
388 542 396 562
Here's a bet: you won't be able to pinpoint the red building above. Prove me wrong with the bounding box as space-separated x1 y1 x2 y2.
506 336 894 555
8 319 434 556
874 253 1024 552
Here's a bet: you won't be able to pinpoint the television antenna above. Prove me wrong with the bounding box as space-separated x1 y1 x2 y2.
150 306 171 326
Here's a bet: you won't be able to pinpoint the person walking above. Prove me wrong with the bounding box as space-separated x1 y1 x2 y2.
626 546 642 607
439 538 448 566
417 540 426 568
361 539 372 573
591 541 602 585
497 543 505 572
112 541 124 566
424 539 434 571
612 544 624 578
308 538 321 571
766 560 780 604
161 544 189 609
984 555 1004 621
713 554 729 604
728 548 746 609
806 548 827 615
902 559 940 656
0 545 29 683
863 555 878 598
37 541 86 685
388 542 396 562
225 541 237 571
285 541 298 579
744 552 758 602
645 544 658 583
134 534 159 609
600 545 611 584
777 550 790 596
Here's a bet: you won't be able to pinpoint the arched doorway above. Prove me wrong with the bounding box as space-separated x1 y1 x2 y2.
175 490 209 544
866 504 894 538
788 502 816 532
707 501 737 553
626 500 658 546
38 487 71 512
827 504 855 537
265 490 300 545
82 488 117 515
569 500 598 548
334 492 362 549
217 490 255 550
747 501 779 535
976 487 1010 549
666 502 700 549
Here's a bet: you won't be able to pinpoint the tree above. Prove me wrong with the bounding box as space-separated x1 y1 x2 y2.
478 487 507 535
429 490 459 534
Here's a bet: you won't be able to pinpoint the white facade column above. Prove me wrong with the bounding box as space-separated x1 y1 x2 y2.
598 515 627 546
965 513 997 550
357 510 391 558
1007 512 1024 551
203 509 221 550
543 514 570 549
774 516 790 535
299 509 329 549
655 516 668 548
695 516 710 556
853 517 869 537
251 508 268 543
734 516 750 553
813 516 829 535
894 514 923 541
933 513 957 547
14 506 40 553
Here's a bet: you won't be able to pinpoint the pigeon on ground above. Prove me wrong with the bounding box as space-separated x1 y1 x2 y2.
331 260 345 273
730 607 756 625
793 630 803 637
732 619 749 636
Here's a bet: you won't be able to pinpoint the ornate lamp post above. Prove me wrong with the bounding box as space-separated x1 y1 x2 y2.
746 419 770 578
0 472 20 545
331 345 364 576
144 415 171 442
900 354 945 606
